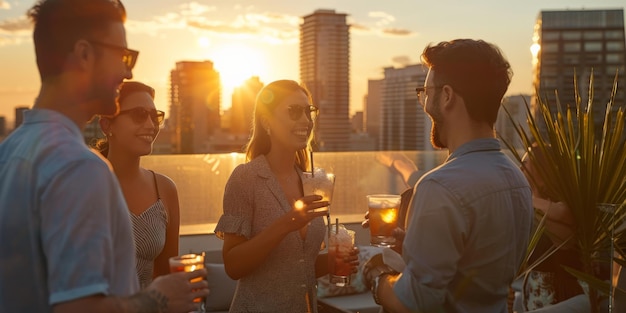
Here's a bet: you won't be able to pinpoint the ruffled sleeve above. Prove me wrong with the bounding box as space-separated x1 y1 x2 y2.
214 164 254 240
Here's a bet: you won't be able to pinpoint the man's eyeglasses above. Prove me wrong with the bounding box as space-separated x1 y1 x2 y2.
415 86 443 106
117 107 165 126
89 40 139 70
287 105 319 122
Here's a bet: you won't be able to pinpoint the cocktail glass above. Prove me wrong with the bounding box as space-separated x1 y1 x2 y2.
328 223 355 287
169 253 206 313
367 194 401 247
302 168 335 213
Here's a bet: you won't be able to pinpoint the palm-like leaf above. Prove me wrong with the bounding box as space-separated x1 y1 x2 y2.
501 72 626 312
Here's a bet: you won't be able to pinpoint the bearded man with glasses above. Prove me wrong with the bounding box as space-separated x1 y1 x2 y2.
0 1 208 312
364 39 533 313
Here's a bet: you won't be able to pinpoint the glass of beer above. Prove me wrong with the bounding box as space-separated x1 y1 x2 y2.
367 194 401 247
169 253 206 313
328 223 355 287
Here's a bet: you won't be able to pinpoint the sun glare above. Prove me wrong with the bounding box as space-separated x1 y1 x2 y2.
210 43 268 99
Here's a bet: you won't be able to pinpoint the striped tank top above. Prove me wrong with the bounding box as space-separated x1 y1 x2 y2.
130 170 169 289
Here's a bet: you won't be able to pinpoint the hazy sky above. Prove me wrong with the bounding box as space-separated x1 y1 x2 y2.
0 0 624 124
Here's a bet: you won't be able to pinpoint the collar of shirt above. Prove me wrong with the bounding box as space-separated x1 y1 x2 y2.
23 109 84 143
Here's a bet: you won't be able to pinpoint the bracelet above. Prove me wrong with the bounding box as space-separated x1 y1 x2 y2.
371 273 390 305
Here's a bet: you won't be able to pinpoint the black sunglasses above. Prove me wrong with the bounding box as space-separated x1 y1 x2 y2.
88 40 139 70
117 107 165 126
287 105 319 121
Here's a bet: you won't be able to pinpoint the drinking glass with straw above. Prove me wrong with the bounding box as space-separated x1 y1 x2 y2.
304 149 333 237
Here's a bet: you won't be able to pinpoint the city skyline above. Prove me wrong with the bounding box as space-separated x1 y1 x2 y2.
1 0 625 124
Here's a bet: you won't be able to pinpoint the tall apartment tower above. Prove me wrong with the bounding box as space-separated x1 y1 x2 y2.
380 64 431 151
230 76 263 136
169 61 221 154
365 79 383 149
300 9 350 151
533 9 626 136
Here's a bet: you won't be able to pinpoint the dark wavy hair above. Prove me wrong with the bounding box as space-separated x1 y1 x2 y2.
28 0 126 81
92 81 155 157
245 80 314 171
421 39 512 126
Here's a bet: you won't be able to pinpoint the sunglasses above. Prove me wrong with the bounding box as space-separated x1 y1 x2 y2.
117 107 165 126
88 40 139 70
287 105 319 121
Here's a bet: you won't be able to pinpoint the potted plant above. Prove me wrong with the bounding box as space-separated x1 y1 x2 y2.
501 72 626 313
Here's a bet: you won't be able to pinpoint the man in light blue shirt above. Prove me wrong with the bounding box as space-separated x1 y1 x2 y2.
0 0 208 312
365 39 533 313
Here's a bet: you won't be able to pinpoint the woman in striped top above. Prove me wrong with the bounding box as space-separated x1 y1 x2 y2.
95 81 180 289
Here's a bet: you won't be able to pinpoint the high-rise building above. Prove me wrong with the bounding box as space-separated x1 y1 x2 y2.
380 64 431 151
365 79 383 149
496 95 532 151
532 9 626 136
169 61 221 154
0 116 6 137
350 111 364 133
230 76 263 136
14 106 28 129
300 9 350 151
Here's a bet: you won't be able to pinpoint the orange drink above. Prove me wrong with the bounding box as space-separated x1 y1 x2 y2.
367 194 401 247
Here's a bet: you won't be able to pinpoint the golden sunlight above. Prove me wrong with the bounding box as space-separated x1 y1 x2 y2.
211 43 268 95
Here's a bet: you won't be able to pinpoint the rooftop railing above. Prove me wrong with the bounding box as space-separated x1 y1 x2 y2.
142 150 520 236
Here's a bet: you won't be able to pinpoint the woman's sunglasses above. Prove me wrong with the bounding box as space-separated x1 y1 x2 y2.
117 107 165 126
287 105 319 122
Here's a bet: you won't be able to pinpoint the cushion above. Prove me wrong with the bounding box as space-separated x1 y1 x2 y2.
317 245 383 298
204 263 237 311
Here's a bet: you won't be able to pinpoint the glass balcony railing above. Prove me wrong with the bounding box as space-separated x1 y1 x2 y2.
142 150 520 235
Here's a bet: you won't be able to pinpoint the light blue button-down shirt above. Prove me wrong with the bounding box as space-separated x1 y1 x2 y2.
0 109 138 312
394 138 533 313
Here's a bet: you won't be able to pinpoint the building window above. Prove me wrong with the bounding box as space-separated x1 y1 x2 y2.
542 42 559 52
606 53 623 63
542 31 560 40
562 31 581 40
584 42 602 52
583 31 602 40
606 41 625 51
563 55 580 64
563 42 581 52
605 30 625 39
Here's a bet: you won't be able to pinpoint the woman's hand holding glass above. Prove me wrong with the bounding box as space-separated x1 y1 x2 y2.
282 195 329 232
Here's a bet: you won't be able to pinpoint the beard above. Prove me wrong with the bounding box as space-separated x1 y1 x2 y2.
87 66 120 117
428 95 446 149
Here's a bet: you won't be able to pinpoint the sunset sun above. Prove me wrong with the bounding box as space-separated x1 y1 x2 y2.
209 43 268 96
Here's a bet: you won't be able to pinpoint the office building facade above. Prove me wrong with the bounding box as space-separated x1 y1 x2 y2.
230 76 263 136
533 9 626 136
300 9 351 151
169 61 221 154
379 64 431 151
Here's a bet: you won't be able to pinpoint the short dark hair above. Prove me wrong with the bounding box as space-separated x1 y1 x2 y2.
421 39 512 126
28 0 127 81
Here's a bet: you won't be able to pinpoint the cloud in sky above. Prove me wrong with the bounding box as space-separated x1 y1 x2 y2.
0 0 10 10
382 28 413 36
391 55 412 67
0 16 31 46
0 3 414 46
